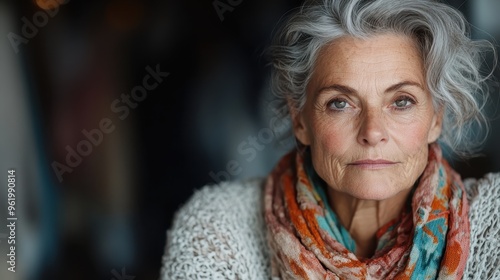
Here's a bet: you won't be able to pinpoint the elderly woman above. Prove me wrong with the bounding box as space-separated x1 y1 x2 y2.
162 0 500 279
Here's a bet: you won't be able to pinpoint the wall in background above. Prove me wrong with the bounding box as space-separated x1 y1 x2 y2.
0 0 498 279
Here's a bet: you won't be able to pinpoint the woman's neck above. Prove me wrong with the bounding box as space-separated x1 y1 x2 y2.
326 188 412 258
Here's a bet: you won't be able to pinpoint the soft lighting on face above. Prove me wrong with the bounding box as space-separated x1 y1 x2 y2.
297 34 441 201
35 0 63 10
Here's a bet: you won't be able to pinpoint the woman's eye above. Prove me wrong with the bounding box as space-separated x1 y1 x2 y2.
328 99 350 110
395 99 408 107
393 97 415 110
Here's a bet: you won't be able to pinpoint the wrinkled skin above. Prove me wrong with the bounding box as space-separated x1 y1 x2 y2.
290 34 442 257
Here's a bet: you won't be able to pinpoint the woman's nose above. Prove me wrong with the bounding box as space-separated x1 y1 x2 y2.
356 109 389 146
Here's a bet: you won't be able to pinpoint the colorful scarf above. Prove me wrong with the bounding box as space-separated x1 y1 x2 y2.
264 144 470 279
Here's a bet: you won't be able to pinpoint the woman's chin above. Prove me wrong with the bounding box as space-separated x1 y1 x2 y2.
337 180 410 201
341 189 395 201
333 170 413 201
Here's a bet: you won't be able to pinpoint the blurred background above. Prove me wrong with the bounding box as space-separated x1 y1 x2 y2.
0 0 498 279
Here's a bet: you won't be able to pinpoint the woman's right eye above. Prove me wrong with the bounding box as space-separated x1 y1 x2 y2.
327 99 350 111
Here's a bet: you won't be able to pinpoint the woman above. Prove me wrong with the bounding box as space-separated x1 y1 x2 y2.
162 0 500 279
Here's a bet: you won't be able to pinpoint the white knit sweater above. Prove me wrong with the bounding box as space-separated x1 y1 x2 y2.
161 173 500 279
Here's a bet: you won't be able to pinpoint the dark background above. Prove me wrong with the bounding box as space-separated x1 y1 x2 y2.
0 0 498 279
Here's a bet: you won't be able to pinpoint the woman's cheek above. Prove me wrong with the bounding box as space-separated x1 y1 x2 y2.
311 115 353 146
314 124 347 152
389 115 434 147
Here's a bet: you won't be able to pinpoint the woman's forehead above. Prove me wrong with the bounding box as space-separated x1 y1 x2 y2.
317 35 422 68
310 34 425 90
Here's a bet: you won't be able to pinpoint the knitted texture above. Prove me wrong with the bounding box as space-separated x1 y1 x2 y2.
161 178 271 279
161 173 500 279
463 173 500 280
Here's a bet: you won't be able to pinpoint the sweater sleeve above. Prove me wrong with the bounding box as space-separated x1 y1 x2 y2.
160 179 270 280
463 172 500 280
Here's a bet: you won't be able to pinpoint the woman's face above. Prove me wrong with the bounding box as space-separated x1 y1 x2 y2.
292 34 442 200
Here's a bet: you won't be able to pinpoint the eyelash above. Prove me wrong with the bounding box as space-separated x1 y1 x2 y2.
326 98 351 112
392 95 416 111
326 95 417 112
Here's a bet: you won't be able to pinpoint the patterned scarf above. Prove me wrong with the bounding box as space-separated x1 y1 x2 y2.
264 144 470 279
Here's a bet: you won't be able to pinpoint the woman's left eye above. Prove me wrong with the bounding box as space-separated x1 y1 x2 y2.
393 96 415 110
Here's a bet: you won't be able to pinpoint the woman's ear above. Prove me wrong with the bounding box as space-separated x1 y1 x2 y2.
288 100 311 146
427 109 443 143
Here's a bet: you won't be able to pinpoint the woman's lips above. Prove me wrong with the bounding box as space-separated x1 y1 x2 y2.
348 159 397 169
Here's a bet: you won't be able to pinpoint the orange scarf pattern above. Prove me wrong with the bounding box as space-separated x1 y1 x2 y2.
264 144 470 279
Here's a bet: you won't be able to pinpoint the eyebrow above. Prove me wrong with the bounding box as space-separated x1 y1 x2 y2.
317 81 424 95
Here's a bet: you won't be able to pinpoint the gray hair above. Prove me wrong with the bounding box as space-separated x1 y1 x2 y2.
269 0 496 157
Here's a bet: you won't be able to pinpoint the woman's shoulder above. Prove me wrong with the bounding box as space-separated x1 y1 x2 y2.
169 178 266 224
160 178 270 279
181 178 265 210
463 172 500 279
464 172 500 204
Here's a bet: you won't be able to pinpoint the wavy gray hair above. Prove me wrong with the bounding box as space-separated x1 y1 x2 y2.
269 0 496 157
